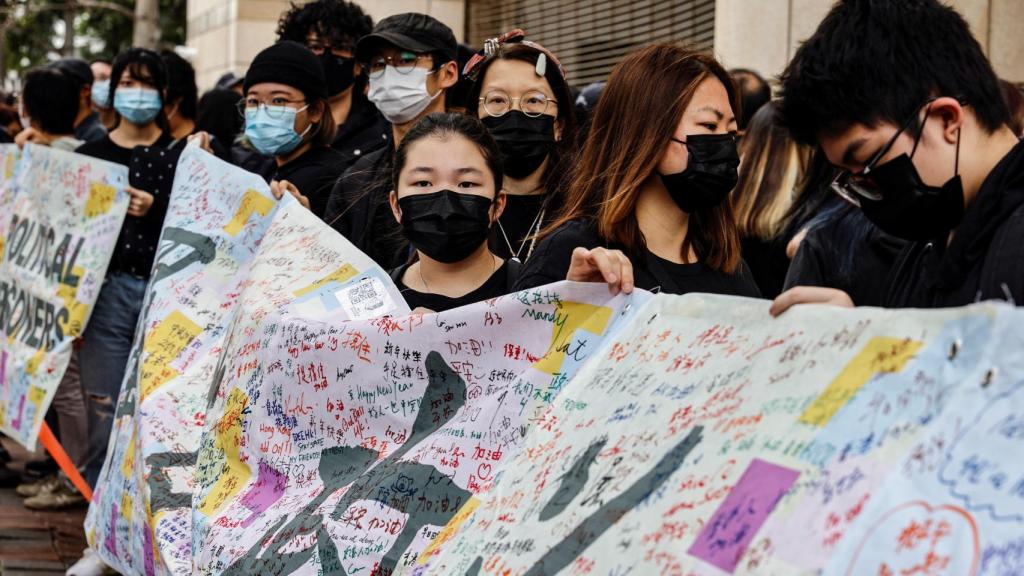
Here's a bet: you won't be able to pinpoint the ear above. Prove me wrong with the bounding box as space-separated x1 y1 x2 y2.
389 190 402 224
491 190 507 222
439 60 459 91
554 118 564 142
930 96 965 145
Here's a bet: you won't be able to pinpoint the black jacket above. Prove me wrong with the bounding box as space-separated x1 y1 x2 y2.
331 96 390 175
887 139 1024 308
323 145 409 270
273 146 346 219
785 206 907 307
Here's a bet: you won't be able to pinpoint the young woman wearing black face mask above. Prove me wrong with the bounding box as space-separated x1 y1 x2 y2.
463 31 576 263
516 44 760 297
388 112 514 313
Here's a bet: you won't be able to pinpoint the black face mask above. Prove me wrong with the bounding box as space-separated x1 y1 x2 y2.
398 190 494 263
482 111 555 179
659 134 739 213
320 53 355 96
855 121 965 241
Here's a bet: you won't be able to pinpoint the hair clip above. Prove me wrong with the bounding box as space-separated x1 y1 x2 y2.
535 52 547 77
462 29 567 83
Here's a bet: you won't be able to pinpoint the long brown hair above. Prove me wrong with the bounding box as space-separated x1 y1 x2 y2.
542 44 742 273
732 101 811 241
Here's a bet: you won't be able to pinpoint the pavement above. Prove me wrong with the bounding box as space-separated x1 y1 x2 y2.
0 436 88 576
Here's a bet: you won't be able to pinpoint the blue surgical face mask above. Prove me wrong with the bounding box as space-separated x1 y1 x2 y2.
92 79 111 109
244 104 311 157
114 87 162 125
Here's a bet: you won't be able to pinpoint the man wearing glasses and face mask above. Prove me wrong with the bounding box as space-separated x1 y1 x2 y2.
323 12 459 271
771 0 1024 316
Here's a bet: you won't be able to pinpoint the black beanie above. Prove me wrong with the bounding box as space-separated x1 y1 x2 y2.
244 41 327 101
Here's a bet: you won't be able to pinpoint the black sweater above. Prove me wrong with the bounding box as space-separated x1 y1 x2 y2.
515 220 761 297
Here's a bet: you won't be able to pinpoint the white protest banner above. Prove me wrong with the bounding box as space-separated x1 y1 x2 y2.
416 295 1024 575
88 145 521 574
86 147 1024 576
0 143 128 447
190 279 639 575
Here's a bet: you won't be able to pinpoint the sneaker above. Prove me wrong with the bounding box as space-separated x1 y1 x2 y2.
16 474 60 497
66 548 116 576
23 481 86 510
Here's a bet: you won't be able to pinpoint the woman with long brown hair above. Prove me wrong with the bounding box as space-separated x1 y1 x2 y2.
733 101 812 297
515 44 760 297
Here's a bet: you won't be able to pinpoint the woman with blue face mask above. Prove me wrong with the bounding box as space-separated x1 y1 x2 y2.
73 48 178 497
238 41 343 218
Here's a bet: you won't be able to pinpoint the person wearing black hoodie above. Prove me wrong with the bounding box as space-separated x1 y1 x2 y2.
771 0 1024 316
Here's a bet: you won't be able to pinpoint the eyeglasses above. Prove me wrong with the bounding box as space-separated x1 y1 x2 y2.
306 40 354 57
830 100 934 206
366 54 432 79
237 97 308 119
479 90 556 118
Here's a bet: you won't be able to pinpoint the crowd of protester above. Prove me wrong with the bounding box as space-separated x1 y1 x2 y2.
0 0 1022 574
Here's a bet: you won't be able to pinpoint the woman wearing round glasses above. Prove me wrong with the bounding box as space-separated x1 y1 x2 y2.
240 41 343 218
463 31 577 264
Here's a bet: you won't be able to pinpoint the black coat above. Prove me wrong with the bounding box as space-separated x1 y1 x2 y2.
323 145 410 270
887 139 1024 308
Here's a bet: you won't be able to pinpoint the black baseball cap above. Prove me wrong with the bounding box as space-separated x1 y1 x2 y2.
355 13 457 65
49 58 94 87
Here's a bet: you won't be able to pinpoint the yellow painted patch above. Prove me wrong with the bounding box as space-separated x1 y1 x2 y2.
223 189 274 236
419 497 480 564
56 265 88 337
0 236 6 265
85 183 117 218
139 311 202 401
292 264 358 298
121 492 133 521
25 350 46 375
799 337 924 427
533 302 614 375
197 388 252 516
121 429 136 479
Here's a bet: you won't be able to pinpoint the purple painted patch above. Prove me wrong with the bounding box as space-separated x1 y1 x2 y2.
688 458 800 573
104 505 118 558
143 521 155 576
239 460 288 528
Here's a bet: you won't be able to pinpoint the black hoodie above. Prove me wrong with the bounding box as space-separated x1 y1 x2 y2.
887 139 1024 308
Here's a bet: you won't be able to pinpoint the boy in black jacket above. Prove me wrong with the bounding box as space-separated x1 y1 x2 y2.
771 0 1023 315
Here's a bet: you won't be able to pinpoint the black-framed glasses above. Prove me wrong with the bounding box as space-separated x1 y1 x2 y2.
305 39 354 57
830 99 934 206
237 97 307 119
366 53 432 79
479 90 556 118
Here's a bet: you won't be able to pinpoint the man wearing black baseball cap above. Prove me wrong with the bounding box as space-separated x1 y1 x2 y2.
49 58 107 143
324 12 459 270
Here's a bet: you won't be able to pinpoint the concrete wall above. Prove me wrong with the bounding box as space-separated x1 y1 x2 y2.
714 0 1024 85
187 0 466 91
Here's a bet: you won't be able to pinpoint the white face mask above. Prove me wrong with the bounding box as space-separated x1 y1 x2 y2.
367 65 441 125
